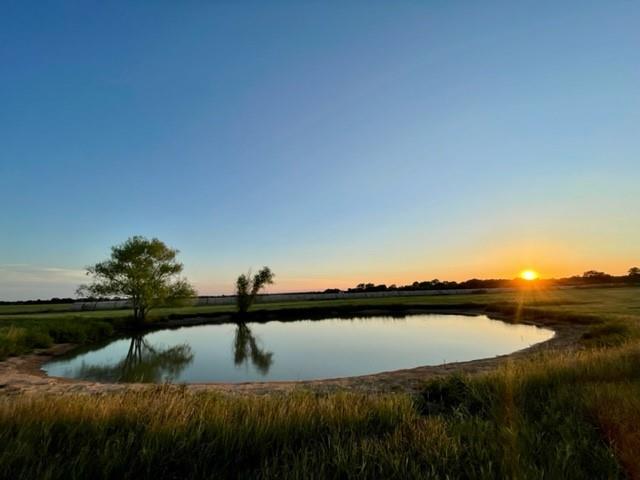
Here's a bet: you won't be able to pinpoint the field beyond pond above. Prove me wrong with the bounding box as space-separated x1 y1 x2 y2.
1 286 639 479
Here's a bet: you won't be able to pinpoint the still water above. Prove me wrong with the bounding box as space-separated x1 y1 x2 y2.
43 314 554 383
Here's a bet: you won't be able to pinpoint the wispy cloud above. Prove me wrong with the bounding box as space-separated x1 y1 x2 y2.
0 264 86 286
0 264 89 300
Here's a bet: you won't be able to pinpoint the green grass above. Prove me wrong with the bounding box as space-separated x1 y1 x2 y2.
0 317 114 359
1 286 640 478
0 303 77 315
2 285 639 321
585 381 640 479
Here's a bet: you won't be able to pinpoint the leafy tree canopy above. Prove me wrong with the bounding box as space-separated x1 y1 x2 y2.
77 236 196 323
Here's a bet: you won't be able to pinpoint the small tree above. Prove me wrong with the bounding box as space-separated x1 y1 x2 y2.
77 236 196 324
235 267 274 314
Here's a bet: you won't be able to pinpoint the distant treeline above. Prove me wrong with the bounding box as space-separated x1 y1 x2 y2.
0 296 121 306
3 268 639 305
0 297 77 306
326 268 640 294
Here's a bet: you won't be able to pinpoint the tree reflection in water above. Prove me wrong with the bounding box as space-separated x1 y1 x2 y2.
76 323 273 382
233 322 273 374
78 335 194 383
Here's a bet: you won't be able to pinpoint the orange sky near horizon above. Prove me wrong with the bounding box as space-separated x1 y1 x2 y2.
191 262 637 295
187 231 639 294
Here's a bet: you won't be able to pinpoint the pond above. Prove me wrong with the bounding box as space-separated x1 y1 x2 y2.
42 314 554 383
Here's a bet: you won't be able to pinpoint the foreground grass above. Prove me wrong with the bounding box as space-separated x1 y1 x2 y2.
1 344 638 479
587 382 640 479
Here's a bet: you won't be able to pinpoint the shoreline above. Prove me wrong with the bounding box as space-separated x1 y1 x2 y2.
0 308 588 396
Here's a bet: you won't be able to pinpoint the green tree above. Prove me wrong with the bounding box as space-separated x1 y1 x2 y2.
235 267 274 314
77 236 196 324
628 267 640 279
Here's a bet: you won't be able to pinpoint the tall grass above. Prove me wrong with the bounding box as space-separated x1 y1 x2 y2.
2 343 638 479
418 343 640 479
0 318 113 359
586 382 640 479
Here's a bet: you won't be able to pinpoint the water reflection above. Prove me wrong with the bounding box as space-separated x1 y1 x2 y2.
44 314 556 383
77 335 194 383
73 323 273 382
233 322 273 374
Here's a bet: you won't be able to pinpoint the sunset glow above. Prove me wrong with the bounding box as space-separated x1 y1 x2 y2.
0 1 638 302
520 270 539 281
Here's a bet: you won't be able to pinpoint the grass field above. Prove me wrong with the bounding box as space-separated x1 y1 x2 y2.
2 285 639 319
1 286 639 478
0 303 80 315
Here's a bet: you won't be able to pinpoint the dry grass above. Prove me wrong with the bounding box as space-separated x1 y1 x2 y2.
2 344 638 478
586 382 640 480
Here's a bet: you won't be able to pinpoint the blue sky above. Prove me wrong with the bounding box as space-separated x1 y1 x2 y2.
1 1 639 300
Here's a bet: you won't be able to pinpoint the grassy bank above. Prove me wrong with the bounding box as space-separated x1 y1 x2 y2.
0 317 114 359
1 343 638 479
1 286 639 360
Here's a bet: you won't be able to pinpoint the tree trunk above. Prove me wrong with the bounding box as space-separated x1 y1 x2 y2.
132 301 145 325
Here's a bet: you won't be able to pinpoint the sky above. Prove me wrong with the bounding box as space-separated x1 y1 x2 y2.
1 1 639 300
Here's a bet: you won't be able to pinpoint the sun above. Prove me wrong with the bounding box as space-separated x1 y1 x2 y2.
520 269 539 281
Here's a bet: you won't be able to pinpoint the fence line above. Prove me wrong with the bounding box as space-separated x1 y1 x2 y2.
72 287 523 311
